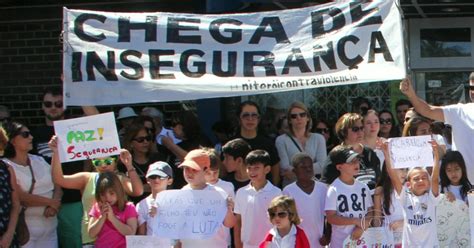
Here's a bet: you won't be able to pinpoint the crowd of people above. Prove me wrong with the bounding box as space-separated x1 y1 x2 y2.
0 73 473 248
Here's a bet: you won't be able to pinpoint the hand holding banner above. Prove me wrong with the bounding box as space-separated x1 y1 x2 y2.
388 135 434 169
53 112 121 162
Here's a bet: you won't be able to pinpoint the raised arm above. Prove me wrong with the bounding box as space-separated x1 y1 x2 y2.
381 142 403 195
430 140 441 196
400 77 444 121
119 149 143 197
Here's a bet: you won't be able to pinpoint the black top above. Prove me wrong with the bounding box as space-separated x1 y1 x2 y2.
0 161 19 247
222 172 250 193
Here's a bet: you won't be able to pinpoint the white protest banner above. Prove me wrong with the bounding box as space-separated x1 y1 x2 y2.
388 135 433 169
153 189 227 240
62 0 406 106
53 112 121 162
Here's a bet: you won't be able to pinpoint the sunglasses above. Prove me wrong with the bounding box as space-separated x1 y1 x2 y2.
379 118 392 125
148 175 169 180
18 131 32 138
43 101 63 108
133 136 153 143
351 126 364 132
92 157 116 167
315 127 329 134
268 211 289 219
290 112 307 119
240 112 259 119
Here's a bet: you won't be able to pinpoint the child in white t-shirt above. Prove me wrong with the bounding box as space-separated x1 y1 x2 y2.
283 152 327 248
382 140 441 248
136 161 174 247
439 151 472 203
324 145 373 248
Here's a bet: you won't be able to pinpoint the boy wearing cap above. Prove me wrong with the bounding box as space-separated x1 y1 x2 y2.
234 150 282 248
324 145 373 248
136 161 173 246
178 149 236 248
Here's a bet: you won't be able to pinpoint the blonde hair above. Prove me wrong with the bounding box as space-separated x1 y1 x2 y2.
0 126 8 152
268 195 301 225
287 101 312 137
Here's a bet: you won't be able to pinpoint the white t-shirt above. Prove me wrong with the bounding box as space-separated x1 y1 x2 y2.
268 224 297 248
235 181 282 248
383 191 404 225
444 185 465 202
136 195 173 247
179 184 229 248
283 181 327 248
443 103 474 182
324 178 373 248
397 186 440 248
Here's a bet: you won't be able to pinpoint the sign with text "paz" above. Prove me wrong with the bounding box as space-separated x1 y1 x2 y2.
53 112 121 162
63 0 406 106
388 135 434 169
154 189 227 240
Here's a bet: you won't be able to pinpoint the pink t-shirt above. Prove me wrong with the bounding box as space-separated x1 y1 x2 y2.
89 202 138 248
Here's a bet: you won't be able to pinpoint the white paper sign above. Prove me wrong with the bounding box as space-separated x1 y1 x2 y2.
154 189 227 240
53 112 121 162
126 236 163 248
388 135 434 169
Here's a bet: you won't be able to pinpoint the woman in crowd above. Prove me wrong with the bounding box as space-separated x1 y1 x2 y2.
2 122 61 248
323 113 381 192
161 110 211 188
0 126 21 248
120 119 169 203
49 136 143 246
312 118 337 153
362 109 385 167
378 109 398 138
403 116 446 157
275 102 327 186
233 101 280 186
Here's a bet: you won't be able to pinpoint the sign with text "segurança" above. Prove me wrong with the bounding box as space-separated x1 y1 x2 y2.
62 0 406 106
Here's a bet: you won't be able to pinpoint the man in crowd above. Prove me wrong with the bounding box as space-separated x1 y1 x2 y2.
400 73 474 182
394 99 412 136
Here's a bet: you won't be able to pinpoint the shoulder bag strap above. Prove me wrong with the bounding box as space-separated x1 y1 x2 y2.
287 134 303 152
26 157 36 194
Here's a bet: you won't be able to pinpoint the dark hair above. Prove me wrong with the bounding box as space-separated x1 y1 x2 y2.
440 151 472 201
42 86 62 99
2 121 28 158
402 116 431 137
171 110 202 141
378 109 397 138
352 96 371 113
245 149 271 167
321 145 347 184
376 163 394 215
122 119 152 155
202 147 221 171
95 172 127 211
395 99 412 109
237 101 264 134
222 138 252 160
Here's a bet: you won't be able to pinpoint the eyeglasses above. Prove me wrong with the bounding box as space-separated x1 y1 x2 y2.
92 158 116 167
351 126 364 132
148 175 169 180
290 112 307 119
240 112 259 119
379 118 392 125
268 211 289 219
315 127 329 134
43 101 63 108
18 131 32 138
133 136 153 143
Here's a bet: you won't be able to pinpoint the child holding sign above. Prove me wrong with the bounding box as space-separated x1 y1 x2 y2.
382 139 440 247
88 172 138 248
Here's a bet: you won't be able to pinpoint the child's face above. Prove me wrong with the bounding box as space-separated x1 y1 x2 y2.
445 162 462 186
100 188 118 205
246 162 270 184
293 158 314 182
408 169 430 194
336 159 360 177
269 206 291 230
147 175 172 192
223 154 238 172
205 169 219 184
92 157 117 173
183 166 207 187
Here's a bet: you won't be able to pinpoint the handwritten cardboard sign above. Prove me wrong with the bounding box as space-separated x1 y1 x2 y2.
126 236 164 248
154 189 227 240
389 135 434 169
53 112 121 162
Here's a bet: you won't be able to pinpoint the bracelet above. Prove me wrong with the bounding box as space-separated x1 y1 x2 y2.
127 168 136 173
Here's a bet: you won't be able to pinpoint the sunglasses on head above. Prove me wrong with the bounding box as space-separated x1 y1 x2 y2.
92 157 116 167
351 126 364 132
268 211 289 219
379 118 392 125
18 131 32 138
290 112 307 119
315 127 329 134
240 112 259 119
148 175 169 180
133 136 153 143
43 101 63 108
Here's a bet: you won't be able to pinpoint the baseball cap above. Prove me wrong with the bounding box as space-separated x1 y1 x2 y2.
117 107 138 120
178 149 210 171
329 145 359 165
146 161 173 178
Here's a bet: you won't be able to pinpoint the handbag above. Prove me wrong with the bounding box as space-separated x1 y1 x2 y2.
15 160 36 246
